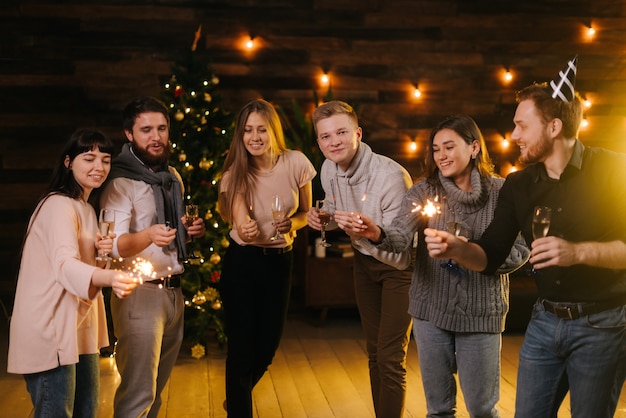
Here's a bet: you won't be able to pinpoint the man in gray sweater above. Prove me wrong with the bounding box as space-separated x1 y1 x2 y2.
307 100 413 418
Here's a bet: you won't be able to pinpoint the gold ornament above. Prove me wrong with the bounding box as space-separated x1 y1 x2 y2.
192 291 207 305
209 253 221 264
204 210 213 220
190 343 206 360
211 300 222 310
178 150 187 162
174 110 184 121
221 237 230 248
199 157 212 170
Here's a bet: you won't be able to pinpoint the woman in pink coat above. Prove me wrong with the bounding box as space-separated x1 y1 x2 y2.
8 130 138 418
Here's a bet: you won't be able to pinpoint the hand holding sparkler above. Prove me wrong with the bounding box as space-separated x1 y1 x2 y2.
91 266 139 300
334 210 373 240
109 271 139 299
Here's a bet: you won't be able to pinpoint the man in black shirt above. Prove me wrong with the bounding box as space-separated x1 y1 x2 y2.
424 56 626 417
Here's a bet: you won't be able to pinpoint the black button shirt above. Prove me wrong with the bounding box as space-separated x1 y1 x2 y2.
477 140 626 302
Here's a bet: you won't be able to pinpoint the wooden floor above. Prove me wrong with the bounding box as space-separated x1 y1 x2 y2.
1 309 625 418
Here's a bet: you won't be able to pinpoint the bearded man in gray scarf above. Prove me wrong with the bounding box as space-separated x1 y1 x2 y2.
100 96 205 418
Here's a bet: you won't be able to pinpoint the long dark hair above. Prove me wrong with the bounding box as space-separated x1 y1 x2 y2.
47 129 114 201
423 114 495 182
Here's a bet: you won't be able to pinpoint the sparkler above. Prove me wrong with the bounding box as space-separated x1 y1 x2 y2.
411 196 441 218
112 257 157 284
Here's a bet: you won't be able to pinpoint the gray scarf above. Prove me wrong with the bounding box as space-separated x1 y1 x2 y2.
108 143 188 260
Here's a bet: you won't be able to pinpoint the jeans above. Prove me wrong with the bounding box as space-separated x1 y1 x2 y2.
413 319 501 418
353 251 413 418
220 241 293 418
515 300 626 418
24 353 100 418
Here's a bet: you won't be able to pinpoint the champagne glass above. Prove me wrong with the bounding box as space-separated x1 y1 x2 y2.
185 204 199 259
96 209 115 261
315 200 332 247
270 195 285 241
532 206 552 240
531 206 551 275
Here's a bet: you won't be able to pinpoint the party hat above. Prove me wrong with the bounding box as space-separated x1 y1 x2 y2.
547 55 578 102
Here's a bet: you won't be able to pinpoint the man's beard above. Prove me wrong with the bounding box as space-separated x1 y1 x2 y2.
131 143 170 168
519 133 552 165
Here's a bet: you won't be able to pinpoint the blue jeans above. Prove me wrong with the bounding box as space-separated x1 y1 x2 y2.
413 319 501 418
515 300 626 418
24 353 100 418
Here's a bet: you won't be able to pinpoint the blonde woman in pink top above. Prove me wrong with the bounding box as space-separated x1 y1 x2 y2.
8 130 138 418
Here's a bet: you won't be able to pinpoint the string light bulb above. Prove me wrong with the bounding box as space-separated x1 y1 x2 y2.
413 84 421 99
503 68 513 83
581 115 589 129
587 25 596 38
409 140 418 152
583 97 592 109
245 36 255 49
320 73 330 85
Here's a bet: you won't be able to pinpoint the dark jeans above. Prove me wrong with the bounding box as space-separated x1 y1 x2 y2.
515 301 626 418
220 241 293 418
24 353 99 418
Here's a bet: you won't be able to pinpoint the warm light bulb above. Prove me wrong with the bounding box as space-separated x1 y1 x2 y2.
504 70 513 82
409 141 418 152
246 38 254 49
509 164 518 174
581 116 589 129
583 98 592 109
320 73 329 85
413 86 421 98
502 138 510 149
587 26 596 38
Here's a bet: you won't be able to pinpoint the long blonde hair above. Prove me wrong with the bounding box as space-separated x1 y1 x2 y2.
218 99 287 224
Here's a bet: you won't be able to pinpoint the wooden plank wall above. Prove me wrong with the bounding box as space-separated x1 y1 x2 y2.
1 0 625 287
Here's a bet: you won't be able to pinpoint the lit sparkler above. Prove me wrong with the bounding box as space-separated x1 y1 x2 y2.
411 196 441 218
112 257 157 284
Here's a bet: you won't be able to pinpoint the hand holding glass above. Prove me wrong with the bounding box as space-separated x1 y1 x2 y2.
270 195 285 241
315 200 332 247
441 221 463 275
185 204 199 259
96 209 115 261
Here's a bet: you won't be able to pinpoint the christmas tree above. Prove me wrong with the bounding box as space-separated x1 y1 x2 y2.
160 26 234 354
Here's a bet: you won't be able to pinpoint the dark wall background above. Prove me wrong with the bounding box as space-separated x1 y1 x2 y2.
1 0 625 288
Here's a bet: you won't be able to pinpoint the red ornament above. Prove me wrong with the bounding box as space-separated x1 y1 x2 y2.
174 85 184 98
